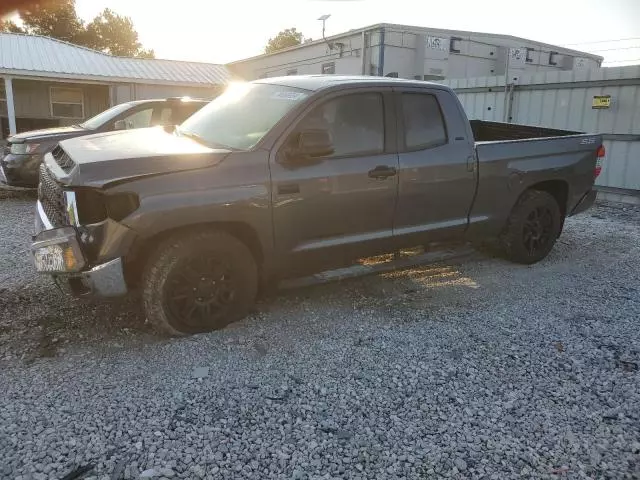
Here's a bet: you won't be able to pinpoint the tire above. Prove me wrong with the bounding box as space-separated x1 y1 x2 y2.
142 230 258 336
500 190 562 265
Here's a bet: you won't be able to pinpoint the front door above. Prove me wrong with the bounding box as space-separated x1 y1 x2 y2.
393 88 477 246
270 88 399 275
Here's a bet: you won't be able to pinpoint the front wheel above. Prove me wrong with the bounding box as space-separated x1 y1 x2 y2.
500 190 562 265
142 231 258 336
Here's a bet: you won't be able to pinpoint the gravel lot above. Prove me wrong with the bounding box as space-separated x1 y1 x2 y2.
0 193 639 480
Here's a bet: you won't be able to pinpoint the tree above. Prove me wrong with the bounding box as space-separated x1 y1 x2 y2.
18 0 84 43
265 28 310 54
84 8 154 58
0 20 24 33
6 0 154 58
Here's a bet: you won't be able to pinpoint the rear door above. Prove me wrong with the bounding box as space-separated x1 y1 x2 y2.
270 88 399 272
393 88 476 245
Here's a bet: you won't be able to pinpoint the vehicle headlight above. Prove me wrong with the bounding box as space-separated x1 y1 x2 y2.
64 188 140 225
10 143 40 155
31 227 86 273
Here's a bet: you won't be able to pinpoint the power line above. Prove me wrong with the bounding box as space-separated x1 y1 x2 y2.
564 37 640 46
588 45 640 53
602 58 640 64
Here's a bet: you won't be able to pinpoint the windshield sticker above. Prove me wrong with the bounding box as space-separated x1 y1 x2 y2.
271 91 307 101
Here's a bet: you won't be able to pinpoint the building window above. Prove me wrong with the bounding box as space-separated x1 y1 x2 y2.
0 83 5 101
526 47 534 63
50 87 84 118
286 69 298 76
321 62 335 74
449 37 461 54
401 93 447 150
548 51 558 66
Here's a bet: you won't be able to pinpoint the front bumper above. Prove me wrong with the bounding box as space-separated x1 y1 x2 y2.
53 258 128 297
570 189 597 216
32 200 128 298
1 153 42 187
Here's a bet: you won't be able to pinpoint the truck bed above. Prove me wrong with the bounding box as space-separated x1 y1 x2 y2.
470 120 580 142
468 120 602 237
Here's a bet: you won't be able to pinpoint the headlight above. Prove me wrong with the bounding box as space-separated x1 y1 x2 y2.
10 143 40 155
64 189 139 225
31 227 86 273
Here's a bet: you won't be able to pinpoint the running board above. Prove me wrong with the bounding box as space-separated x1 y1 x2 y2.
279 245 476 290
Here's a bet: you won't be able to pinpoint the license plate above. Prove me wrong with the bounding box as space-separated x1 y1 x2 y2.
33 245 65 272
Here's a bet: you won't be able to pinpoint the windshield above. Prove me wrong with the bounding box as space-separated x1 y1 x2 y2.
178 82 310 150
80 103 134 130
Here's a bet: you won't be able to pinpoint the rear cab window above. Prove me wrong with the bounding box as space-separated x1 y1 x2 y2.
401 93 448 150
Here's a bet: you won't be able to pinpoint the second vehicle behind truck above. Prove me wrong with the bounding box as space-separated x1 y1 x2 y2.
31 76 603 335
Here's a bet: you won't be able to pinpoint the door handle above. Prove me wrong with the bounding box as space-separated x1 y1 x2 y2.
368 165 397 179
466 156 476 172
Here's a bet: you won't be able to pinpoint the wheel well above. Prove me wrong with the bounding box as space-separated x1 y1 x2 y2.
124 222 264 286
529 180 568 216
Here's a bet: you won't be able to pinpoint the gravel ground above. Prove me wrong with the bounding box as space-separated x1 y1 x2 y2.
0 194 639 480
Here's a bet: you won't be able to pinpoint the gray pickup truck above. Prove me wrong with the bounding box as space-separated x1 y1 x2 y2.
31 76 603 335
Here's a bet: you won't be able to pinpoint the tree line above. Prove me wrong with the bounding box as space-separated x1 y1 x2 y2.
0 0 154 58
1 0 311 59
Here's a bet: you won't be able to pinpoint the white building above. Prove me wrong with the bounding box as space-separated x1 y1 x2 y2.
228 23 603 82
0 33 231 139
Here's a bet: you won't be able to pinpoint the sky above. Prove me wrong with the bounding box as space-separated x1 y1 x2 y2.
68 0 640 66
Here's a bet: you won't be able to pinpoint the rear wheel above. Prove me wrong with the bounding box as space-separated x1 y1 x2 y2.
142 231 258 336
501 190 562 264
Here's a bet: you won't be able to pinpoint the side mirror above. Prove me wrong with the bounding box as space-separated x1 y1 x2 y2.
113 120 127 131
287 129 334 162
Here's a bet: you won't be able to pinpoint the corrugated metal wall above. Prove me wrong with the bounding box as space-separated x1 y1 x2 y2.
442 66 640 192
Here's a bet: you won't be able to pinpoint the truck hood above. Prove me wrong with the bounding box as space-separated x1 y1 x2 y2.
56 127 230 187
9 125 87 143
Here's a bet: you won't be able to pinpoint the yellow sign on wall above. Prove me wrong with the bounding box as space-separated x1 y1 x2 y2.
592 95 611 109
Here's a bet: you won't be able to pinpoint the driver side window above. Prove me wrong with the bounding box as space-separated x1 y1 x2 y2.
115 107 154 130
295 93 385 158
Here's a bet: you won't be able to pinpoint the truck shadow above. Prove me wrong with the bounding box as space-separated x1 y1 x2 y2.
0 249 486 363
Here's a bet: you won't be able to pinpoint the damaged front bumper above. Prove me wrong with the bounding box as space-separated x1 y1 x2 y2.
31 200 128 297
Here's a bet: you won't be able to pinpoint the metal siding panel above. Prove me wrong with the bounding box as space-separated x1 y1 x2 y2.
614 85 640 134
540 88 557 126
528 89 544 126
566 88 587 132
473 93 484 120
624 141 640 190
554 89 571 129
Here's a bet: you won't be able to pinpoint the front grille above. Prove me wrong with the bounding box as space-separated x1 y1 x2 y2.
38 164 67 227
51 145 75 172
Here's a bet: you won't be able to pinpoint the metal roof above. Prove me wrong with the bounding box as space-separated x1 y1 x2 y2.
0 33 232 86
